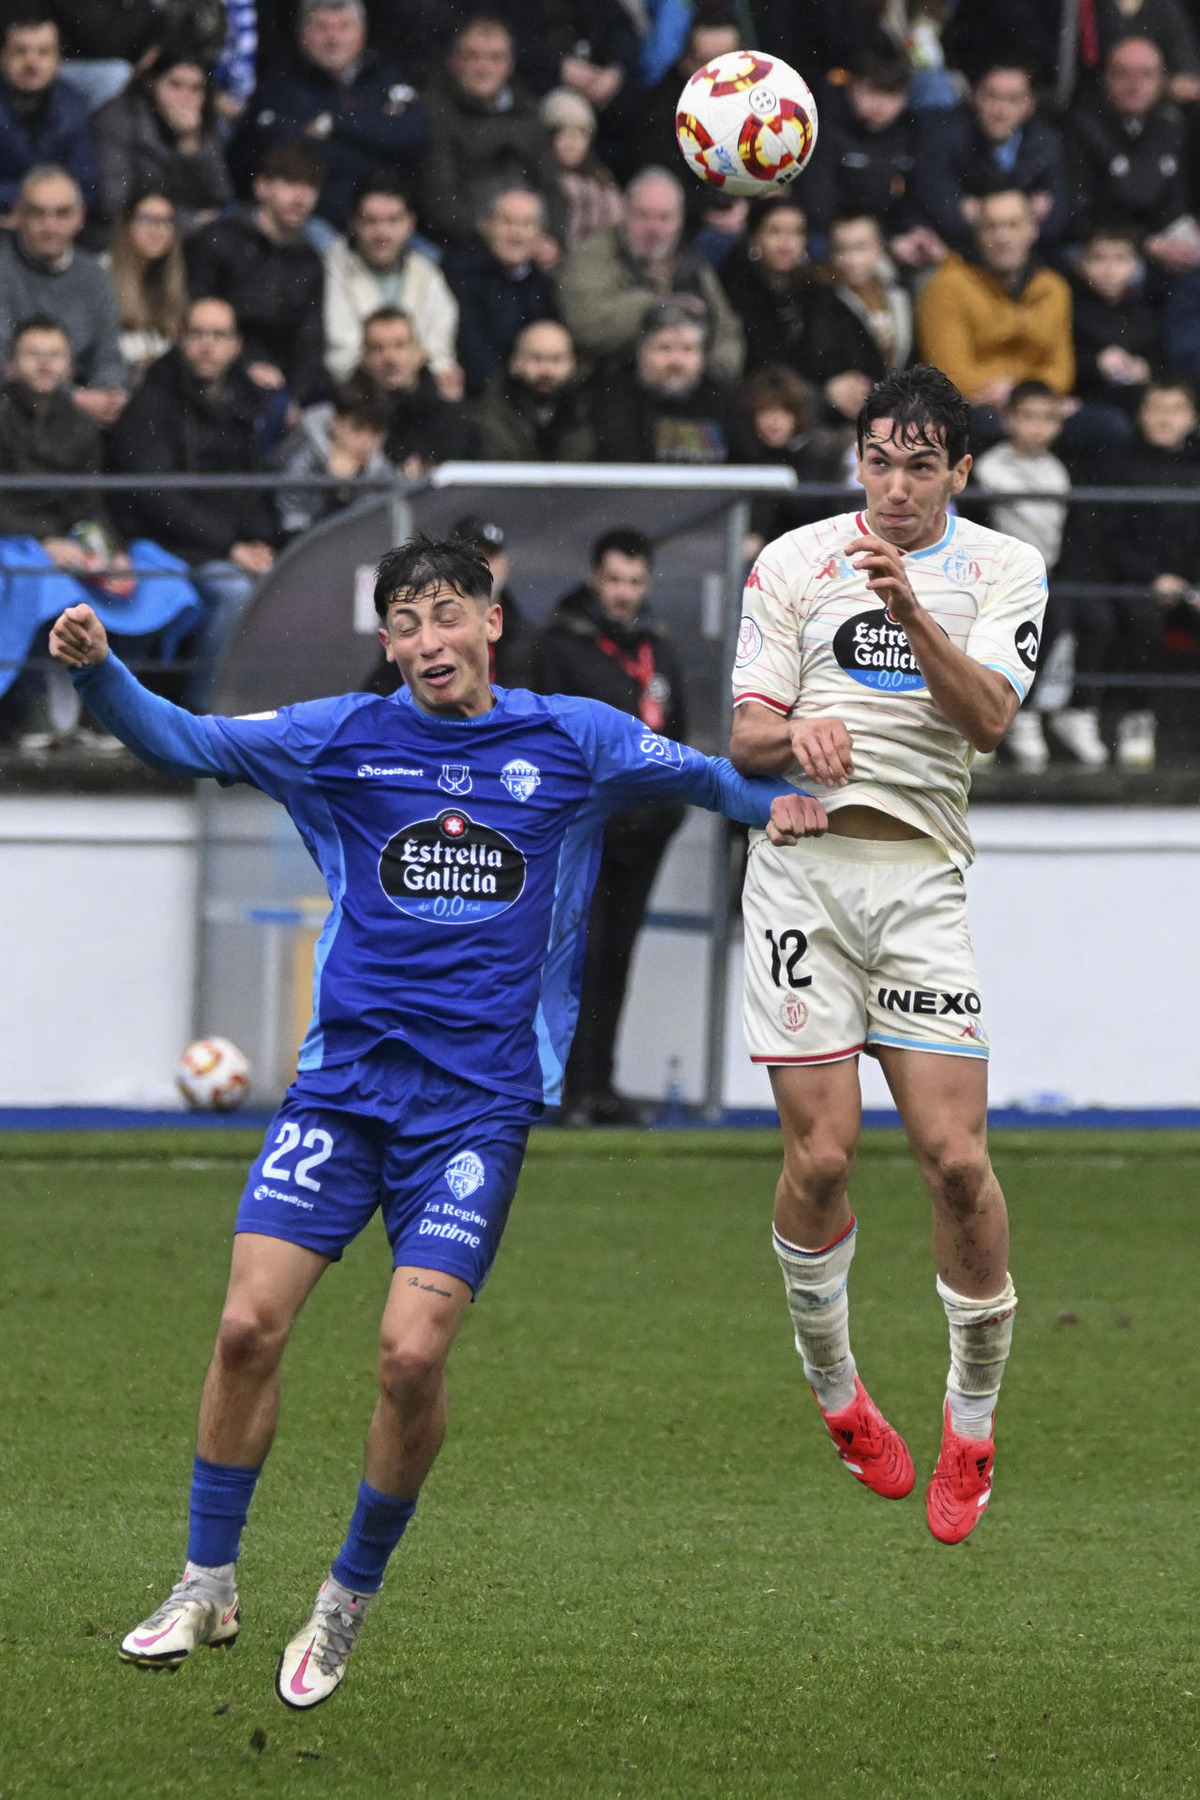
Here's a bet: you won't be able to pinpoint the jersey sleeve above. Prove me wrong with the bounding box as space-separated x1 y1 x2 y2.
556 697 796 825
964 537 1049 701
72 653 358 798
731 547 804 716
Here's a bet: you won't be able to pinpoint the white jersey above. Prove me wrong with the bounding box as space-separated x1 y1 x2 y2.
732 509 1048 868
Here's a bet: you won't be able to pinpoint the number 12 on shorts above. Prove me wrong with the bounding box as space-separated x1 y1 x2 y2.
765 928 811 990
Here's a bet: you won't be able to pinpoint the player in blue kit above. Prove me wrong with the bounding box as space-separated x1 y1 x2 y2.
49 536 826 1709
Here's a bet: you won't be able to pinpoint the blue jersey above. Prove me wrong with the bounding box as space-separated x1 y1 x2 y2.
75 657 795 1104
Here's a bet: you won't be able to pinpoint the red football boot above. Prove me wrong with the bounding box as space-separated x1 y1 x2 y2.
816 1375 914 1499
926 1402 995 1544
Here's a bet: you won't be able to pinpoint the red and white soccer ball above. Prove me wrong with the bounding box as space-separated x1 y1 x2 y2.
676 50 818 197
177 1037 251 1112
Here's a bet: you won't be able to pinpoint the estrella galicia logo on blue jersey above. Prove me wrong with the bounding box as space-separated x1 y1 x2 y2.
444 1150 485 1200
638 730 684 768
379 808 526 923
833 608 925 693
439 763 472 795
500 757 541 801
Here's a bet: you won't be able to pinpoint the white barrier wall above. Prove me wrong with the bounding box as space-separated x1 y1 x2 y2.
2 796 1199 1111
0 796 197 1106
619 806 1200 1113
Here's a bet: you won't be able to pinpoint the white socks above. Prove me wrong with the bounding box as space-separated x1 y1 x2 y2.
938 1273 1018 1440
773 1219 858 1413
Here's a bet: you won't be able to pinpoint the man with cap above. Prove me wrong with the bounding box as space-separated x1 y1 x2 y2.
232 0 426 233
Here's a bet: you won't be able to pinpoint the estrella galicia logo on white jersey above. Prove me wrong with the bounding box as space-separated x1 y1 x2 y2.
444 1150 485 1200
1014 621 1040 671
638 730 684 768
833 608 925 693
735 615 763 667
379 808 527 923
439 763 472 795
500 757 541 801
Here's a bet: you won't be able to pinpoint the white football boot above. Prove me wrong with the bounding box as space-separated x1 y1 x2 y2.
119 1570 240 1669
1047 707 1109 768
275 1576 375 1710
1005 709 1050 771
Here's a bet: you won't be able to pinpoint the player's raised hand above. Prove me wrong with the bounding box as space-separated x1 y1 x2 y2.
766 791 828 844
788 716 854 786
845 533 920 623
49 603 109 669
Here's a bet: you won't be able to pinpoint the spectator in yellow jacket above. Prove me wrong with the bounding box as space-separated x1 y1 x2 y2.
917 189 1074 409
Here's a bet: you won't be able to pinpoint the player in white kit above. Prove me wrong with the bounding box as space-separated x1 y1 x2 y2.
730 366 1047 1543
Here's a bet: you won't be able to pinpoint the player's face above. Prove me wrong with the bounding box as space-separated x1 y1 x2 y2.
856 421 971 550
379 581 503 717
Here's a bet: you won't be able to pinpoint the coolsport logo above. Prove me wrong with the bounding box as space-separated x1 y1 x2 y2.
378 808 526 923
833 608 926 693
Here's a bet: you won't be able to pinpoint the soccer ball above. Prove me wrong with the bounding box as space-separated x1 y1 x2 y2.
676 50 818 197
176 1037 251 1112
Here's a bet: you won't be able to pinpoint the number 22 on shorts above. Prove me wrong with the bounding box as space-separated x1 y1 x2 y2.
261 1122 334 1190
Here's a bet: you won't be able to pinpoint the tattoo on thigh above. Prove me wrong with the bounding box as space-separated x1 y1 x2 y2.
408 1275 453 1298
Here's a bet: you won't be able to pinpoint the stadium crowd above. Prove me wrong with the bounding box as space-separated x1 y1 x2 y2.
3 0 1200 773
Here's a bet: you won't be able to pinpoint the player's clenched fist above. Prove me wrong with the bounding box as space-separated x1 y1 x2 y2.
788 716 854 786
766 791 828 844
49 603 110 669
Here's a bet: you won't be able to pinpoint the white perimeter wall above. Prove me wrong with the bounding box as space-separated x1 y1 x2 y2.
0 796 197 1105
618 806 1200 1113
1 796 1199 1110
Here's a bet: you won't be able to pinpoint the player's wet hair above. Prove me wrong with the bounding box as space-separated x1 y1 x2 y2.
374 535 493 618
856 365 971 468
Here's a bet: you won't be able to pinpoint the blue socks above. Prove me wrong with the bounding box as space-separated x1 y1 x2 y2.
330 1481 418 1595
187 1456 261 1567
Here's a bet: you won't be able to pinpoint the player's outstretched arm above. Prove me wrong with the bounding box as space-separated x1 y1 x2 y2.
49 602 109 669
766 791 828 844
49 604 231 779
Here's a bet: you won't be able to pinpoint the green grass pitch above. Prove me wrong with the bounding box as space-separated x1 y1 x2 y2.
1 1127 1196 1798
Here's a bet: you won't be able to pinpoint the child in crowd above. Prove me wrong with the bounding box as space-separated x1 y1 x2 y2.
274 384 394 539
1069 227 1162 422
741 362 856 557
540 87 623 248
975 381 1072 770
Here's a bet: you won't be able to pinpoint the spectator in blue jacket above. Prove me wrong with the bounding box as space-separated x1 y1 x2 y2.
232 0 425 233
913 63 1067 255
0 9 98 219
444 183 559 394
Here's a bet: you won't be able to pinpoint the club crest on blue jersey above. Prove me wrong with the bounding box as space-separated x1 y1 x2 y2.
444 1150 485 1200
378 808 527 923
439 763 472 795
500 757 541 801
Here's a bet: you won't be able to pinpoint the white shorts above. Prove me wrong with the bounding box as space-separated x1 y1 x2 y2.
741 831 988 1066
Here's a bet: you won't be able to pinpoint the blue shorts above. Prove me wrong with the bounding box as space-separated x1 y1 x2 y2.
235 1041 542 1293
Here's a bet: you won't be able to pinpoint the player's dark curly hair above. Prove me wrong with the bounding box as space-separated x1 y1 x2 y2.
374 534 494 619
856 365 971 468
